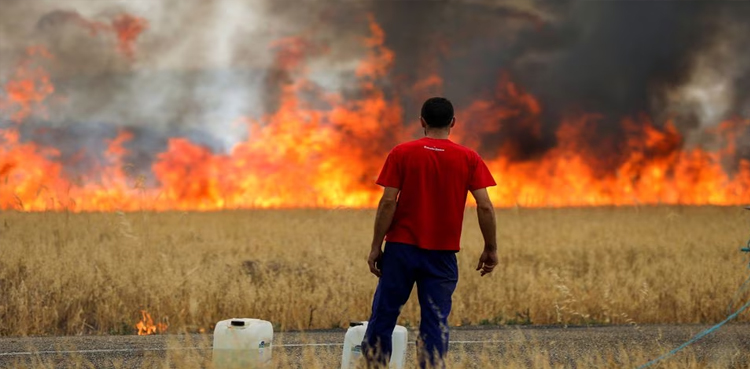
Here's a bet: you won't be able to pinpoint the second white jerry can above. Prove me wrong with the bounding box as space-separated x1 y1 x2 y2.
341 321 407 369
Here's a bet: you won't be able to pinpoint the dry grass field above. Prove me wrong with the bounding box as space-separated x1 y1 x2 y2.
1 206 750 337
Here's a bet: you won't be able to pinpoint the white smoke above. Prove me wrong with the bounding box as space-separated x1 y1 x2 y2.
0 0 372 151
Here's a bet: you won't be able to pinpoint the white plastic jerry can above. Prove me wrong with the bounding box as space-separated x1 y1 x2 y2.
341 321 407 369
213 318 273 369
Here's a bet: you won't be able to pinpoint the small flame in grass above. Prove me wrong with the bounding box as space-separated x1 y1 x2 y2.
136 310 167 335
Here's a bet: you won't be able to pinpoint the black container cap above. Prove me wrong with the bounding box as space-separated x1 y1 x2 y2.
231 320 246 327
349 322 365 327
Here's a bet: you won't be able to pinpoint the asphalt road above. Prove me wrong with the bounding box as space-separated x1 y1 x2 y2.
2 325 750 368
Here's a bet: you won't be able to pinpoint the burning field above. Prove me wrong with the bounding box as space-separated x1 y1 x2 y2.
3 0 750 350
1 1 750 210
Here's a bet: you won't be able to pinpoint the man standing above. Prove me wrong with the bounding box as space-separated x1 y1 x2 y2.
362 97 498 368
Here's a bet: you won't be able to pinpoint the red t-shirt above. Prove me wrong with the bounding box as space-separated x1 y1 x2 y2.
376 137 496 251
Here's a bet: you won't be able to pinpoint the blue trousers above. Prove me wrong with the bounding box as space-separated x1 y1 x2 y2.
362 242 458 368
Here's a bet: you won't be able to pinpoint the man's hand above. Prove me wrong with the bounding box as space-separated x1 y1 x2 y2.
368 187 398 278
476 249 498 277
470 188 498 277
368 248 383 277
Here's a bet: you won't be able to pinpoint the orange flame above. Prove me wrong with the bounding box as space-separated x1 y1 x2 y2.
1 17 750 211
111 14 149 59
0 47 54 123
453 77 750 207
135 310 167 336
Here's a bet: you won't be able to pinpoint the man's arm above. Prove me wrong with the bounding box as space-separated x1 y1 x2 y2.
470 187 498 276
368 186 400 277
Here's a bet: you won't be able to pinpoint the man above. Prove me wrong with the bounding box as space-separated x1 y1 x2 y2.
362 97 498 368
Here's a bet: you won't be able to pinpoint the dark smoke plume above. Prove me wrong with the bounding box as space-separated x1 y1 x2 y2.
356 1 749 156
